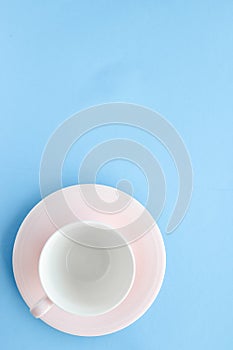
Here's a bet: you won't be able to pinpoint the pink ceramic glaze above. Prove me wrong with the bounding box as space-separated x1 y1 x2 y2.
13 184 166 336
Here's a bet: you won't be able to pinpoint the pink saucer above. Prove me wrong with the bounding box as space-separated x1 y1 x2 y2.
13 184 166 336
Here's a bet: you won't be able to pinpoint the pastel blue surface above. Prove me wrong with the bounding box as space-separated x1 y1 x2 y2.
0 1 232 349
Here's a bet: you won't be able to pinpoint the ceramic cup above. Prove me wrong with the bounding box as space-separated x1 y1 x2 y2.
30 221 135 318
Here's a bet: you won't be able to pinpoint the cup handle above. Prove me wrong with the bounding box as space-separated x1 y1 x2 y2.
30 296 54 318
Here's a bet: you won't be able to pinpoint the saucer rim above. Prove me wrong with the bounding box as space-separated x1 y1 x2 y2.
13 184 166 336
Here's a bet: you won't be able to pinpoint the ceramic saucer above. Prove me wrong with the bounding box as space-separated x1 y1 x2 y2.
13 184 166 336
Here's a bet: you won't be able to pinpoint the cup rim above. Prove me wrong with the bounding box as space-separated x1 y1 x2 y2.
38 220 136 316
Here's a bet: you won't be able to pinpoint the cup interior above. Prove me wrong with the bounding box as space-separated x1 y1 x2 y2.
39 221 135 316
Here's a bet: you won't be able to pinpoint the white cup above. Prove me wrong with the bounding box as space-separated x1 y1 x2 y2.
30 221 135 318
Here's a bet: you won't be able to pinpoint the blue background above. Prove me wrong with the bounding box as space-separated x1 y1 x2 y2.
0 1 233 349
